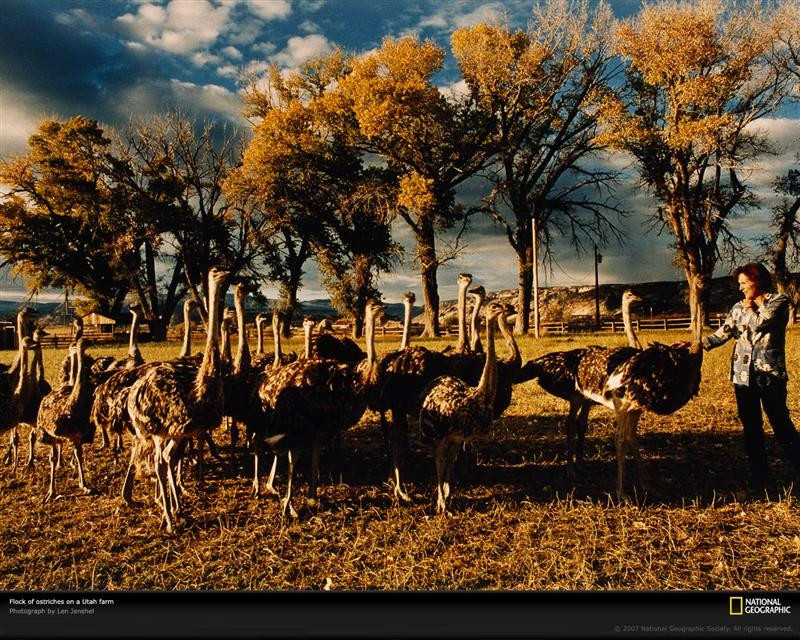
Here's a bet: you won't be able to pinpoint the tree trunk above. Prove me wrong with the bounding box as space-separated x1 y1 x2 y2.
352 312 364 339
514 219 532 335
687 271 710 341
417 221 440 338
283 276 300 338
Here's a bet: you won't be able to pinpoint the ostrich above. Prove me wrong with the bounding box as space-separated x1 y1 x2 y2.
37 338 96 502
442 273 472 356
96 303 146 453
0 307 37 387
251 311 297 370
20 329 52 468
126 267 229 533
0 337 33 469
247 309 295 497
2 309 37 466
517 290 643 479
371 294 451 502
178 298 200 359
419 301 505 514
469 285 485 354
258 299 383 517
311 318 365 364
601 338 703 501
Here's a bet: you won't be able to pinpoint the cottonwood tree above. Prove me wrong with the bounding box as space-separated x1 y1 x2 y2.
765 169 800 323
597 0 799 339
124 113 266 330
339 36 494 336
0 116 136 315
233 54 400 335
453 0 624 335
317 169 402 337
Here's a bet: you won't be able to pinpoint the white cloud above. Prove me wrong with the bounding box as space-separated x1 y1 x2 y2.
111 78 246 126
227 20 264 45
222 45 243 60
115 0 233 55
270 34 333 69
298 19 321 34
191 51 222 67
438 79 469 100
252 41 278 56
245 0 292 21
298 0 326 12
0 90 48 157
218 64 240 78
453 2 505 28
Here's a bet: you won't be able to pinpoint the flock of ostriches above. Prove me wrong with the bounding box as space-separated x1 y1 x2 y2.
0 269 703 532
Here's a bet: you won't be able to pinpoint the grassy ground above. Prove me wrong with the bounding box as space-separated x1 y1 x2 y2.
1 329 799 590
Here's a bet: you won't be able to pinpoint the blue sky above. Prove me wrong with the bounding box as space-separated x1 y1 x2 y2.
0 0 798 304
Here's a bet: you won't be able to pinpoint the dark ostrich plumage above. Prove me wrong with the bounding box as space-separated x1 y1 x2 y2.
126 267 229 533
37 339 95 501
0 338 32 467
604 341 703 416
516 348 587 399
311 318 365 364
256 300 383 517
517 290 643 479
601 339 704 500
419 301 505 514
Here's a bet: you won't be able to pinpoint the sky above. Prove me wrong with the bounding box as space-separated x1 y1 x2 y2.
0 0 798 304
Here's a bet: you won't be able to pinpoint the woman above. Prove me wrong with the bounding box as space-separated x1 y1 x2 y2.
703 262 800 494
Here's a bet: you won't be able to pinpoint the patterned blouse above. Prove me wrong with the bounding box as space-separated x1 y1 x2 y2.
702 293 790 386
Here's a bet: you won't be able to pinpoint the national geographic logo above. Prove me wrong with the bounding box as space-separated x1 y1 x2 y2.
730 597 792 615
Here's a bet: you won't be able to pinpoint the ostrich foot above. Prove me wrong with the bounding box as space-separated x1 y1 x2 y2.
394 484 412 503
281 497 298 519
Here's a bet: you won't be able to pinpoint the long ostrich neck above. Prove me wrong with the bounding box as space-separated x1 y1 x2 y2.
14 342 28 398
477 314 498 408
179 303 193 358
364 307 376 371
496 312 520 368
220 321 232 362
456 281 469 353
128 310 140 357
272 315 283 368
255 317 264 355
622 297 641 349
400 299 413 350
195 280 221 396
234 290 251 373
70 343 88 406
303 321 312 359
469 293 484 352
35 344 45 383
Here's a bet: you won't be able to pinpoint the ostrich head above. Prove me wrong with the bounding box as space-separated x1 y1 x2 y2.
403 291 416 305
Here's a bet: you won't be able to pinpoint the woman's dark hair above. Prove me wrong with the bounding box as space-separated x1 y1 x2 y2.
733 262 773 292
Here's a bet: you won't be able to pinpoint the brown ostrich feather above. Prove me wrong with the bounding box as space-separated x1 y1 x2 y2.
419 301 504 513
256 299 383 517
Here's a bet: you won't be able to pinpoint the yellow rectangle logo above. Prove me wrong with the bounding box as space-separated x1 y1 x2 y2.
730 597 744 615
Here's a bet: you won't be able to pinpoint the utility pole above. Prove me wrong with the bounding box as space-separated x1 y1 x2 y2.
531 215 540 338
594 243 602 329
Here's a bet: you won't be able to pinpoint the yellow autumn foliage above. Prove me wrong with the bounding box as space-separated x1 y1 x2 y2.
398 173 436 215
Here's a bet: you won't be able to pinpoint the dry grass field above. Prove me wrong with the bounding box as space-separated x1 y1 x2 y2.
1 328 799 590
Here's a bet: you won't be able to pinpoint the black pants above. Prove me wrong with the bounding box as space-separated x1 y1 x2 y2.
734 373 800 487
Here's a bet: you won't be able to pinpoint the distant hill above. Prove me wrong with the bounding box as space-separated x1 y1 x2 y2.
0 274 771 328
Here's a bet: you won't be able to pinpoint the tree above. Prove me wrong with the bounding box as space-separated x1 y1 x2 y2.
124 113 266 329
339 36 494 336
453 0 624 335
0 116 136 315
233 54 400 335
764 169 800 323
596 0 798 339
317 169 402 337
